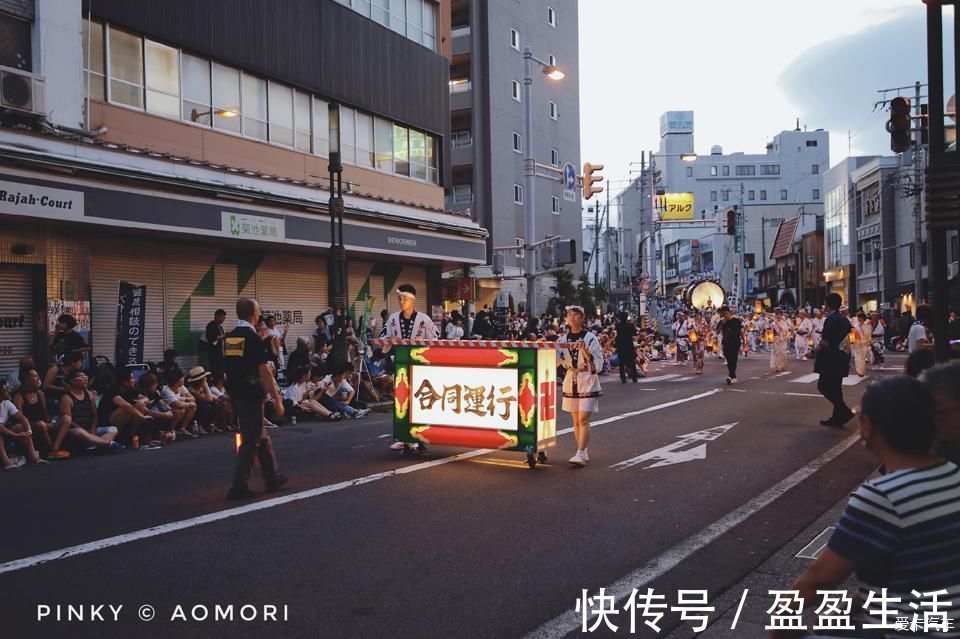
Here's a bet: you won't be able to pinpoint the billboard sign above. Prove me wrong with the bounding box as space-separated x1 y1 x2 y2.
655 192 695 221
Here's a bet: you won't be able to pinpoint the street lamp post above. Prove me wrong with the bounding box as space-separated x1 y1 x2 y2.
522 46 564 317
327 103 347 323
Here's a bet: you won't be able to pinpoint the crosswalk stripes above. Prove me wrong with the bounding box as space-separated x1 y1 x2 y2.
789 372 869 386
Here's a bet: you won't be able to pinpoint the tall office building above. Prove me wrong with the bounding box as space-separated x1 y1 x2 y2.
447 0 581 311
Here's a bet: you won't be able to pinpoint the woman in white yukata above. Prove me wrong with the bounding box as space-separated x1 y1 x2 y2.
558 305 603 467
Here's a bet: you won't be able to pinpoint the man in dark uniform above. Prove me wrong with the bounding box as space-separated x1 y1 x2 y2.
718 306 743 384
815 293 854 427
204 309 227 375
615 313 639 383
224 297 286 500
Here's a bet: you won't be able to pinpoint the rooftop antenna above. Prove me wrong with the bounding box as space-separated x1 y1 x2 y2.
794 117 801 132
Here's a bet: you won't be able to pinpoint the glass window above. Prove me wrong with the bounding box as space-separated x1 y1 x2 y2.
356 111 374 167
550 148 560 167
748 190 755 201
547 6 557 26
423 1 437 50
780 189 788 200
393 124 409 176
145 39 179 117
514 184 523 204
212 63 241 133
709 166 717 176
510 28 520 50
761 164 780 175
390 0 406 34
82 19 105 101
812 164 819 174
353 0 371 18
181 53 211 124
813 189 820 200
372 0 389 26
760 190 767 200
409 129 426 180
242 74 267 140
406 0 423 44
374 117 393 171
108 27 144 108
552 196 559 214
512 80 521 102
294 91 311 152
427 134 439 184
685 166 693 177
722 190 729 201
513 131 522 153
721 165 729 176
312 98 329 156
268 81 294 146
710 191 717 202
548 54 556 67
736 165 756 176
340 106 356 163
549 101 558 120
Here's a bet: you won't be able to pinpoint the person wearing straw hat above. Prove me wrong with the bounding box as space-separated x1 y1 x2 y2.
559 305 603 467
382 284 439 452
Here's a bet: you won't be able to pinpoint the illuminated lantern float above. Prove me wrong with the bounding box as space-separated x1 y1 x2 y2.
373 338 558 468
683 279 727 310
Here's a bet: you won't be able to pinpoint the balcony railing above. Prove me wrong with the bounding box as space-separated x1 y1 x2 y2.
449 79 472 94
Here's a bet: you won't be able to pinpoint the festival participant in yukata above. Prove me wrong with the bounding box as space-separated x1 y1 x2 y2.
673 311 690 365
559 305 603 467
382 284 439 452
811 309 824 350
689 310 708 375
795 310 813 360
769 308 791 373
869 311 885 368
851 309 872 377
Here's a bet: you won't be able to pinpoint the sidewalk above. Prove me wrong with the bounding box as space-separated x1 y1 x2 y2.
665 493 857 638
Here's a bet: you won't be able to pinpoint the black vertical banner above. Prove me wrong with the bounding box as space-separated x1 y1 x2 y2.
115 281 147 367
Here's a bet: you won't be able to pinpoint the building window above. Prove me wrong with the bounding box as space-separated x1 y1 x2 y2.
761 164 781 176
812 164 819 174
267 81 295 147
510 28 520 50
181 53 210 124
355 111 374 167
552 196 560 214
82 19 106 101
722 165 729 176
107 27 144 109
312 98 330 157
340 105 356 163
736 165 756 176
241 73 268 141
210 62 242 134
512 80 521 102
951 233 959 261
547 6 556 27
549 100 558 120
806 139 818 147
144 39 179 118
685 166 693 177
710 191 717 202
514 184 523 205
709 166 718 176
748 190 755 201
513 131 522 153
760 190 767 200
813 188 820 200
780 189 788 200
453 184 472 203
722 190 729 202
548 54 557 68
393 124 409 176
550 147 560 167
515 237 524 258
294 90 311 152
408 128 427 180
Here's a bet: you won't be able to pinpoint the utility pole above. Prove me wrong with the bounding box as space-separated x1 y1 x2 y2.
738 182 746 309
594 202 600 286
912 79 924 307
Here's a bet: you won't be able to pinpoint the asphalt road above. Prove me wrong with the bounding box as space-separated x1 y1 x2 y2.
0 351 901 638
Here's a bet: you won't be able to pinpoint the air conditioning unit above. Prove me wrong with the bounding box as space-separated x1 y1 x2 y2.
0 66 46 116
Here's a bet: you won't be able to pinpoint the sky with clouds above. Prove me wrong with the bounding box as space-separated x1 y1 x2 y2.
578 0 954 198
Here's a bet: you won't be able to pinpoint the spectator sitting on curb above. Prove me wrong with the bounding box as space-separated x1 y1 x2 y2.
283 366 340 421
317 364 369 419
159 369 198 436
208 372 236 431
98 368 155 444
13 368 70 459
185 367 218 433
0 378 49 469
771 375 960 639
59 370 124 453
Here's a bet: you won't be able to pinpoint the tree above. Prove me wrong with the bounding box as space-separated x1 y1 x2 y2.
546 268 578 316
576 273 598 318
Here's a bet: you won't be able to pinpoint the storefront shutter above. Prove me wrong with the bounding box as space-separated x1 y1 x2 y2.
0 267 34 375
255 252 328 351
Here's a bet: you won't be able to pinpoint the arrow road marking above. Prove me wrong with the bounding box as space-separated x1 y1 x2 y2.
610 422 738 471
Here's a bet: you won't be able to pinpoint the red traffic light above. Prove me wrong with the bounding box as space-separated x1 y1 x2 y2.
887 96 912 153
726 208 736 235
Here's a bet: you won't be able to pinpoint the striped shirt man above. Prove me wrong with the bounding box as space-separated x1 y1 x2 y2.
828 461 960 636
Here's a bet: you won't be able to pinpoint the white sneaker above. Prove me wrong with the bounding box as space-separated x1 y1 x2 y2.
264 420 279 429
353 408 371 419
389 441 405 451
581 450 590 463
730 377 737 384
568 450 587 466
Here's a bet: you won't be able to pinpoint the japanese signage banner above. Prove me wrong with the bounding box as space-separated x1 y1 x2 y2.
410 365 519 431
221 211 285 241
655 192 695 221
115 281 147 367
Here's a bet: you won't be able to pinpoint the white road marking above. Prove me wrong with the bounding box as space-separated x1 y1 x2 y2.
670 376 696 382
842 375 868 386
635 374 680 383
525 432 862 639
377 434 390 439
774 371 793 378
0 389 720 576
728 388 747 393
791 373 820 384
611 422 738 471
784 392 823 398
795 527 836 560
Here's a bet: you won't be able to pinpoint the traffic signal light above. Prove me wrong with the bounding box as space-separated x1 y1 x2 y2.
887 96 912 153
726 208 736 235
583 162 604 200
